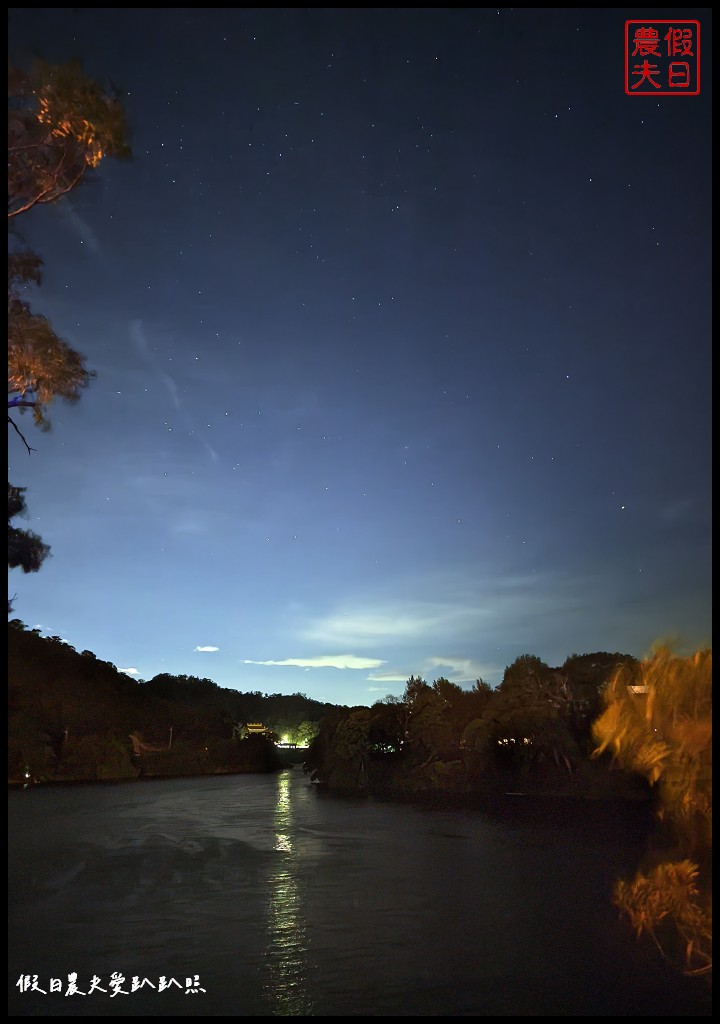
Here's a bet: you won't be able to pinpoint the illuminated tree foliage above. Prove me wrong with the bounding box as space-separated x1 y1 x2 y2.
8 252 95 430
592 647 712 977
614 860 712 978
8 59 129 427
8 59 130 220
592 647 712 842
8 59 130 581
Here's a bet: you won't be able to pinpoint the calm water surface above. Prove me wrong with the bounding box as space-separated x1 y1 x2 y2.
8 770 711 1016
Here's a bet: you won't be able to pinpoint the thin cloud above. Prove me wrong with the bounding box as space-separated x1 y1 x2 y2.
243 654 386 670
58 197 102 253
170 516 209 536
299 569 607 660
195 645 219 652
129 320 219 466
204 440 220 463
119 666 139 675
424 656 491 683
659 497 709 527
302 607 458 646
367 670 414 683
368 659 496 686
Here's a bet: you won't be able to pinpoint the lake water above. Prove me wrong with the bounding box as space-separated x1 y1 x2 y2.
8 769 711 1016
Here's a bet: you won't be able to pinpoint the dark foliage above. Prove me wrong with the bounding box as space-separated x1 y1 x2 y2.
8 482 50 573
8 623 339 782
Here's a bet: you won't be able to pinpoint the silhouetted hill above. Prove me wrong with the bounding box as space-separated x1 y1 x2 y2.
8 620 343 782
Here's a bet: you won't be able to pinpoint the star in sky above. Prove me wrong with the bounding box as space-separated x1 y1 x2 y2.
7 8 711 705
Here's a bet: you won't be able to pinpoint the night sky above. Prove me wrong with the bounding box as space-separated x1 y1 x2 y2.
7 8 712 706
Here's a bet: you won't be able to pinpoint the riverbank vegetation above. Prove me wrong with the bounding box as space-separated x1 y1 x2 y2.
304 645 712 980
8 620 332 782
8 620 711 979
303 651 647 802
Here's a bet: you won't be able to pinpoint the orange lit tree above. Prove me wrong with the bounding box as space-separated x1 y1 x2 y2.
8 59 130 582
592 646 712 977
8 59 130 221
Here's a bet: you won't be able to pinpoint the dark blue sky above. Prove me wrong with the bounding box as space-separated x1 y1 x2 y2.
8 8 712 704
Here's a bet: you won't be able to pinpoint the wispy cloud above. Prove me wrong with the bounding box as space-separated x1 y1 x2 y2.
659 497 709 527
367 655 494 687
57 197 101 253
119 666 139 675
423 656 489 683
195 645 219 652
299 568 600 656
301 605 469 646
366 670 414 683
130 320 219 465
295 569 600 689
204 440 220 463
160 371 183 412
170 516 209 536
243 654 386 670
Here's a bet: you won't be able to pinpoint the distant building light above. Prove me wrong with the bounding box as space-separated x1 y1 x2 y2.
245 722 273 736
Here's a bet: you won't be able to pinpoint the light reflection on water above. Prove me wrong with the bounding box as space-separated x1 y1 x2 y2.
7 771 712 1017
263 771 315 1015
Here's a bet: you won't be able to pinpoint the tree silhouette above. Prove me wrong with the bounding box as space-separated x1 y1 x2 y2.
8 482 50 573
8 58 130 584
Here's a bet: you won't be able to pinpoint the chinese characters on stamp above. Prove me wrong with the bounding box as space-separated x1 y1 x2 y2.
625 21 700 95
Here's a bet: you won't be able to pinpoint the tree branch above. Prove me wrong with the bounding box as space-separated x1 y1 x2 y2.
7 415 36 455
